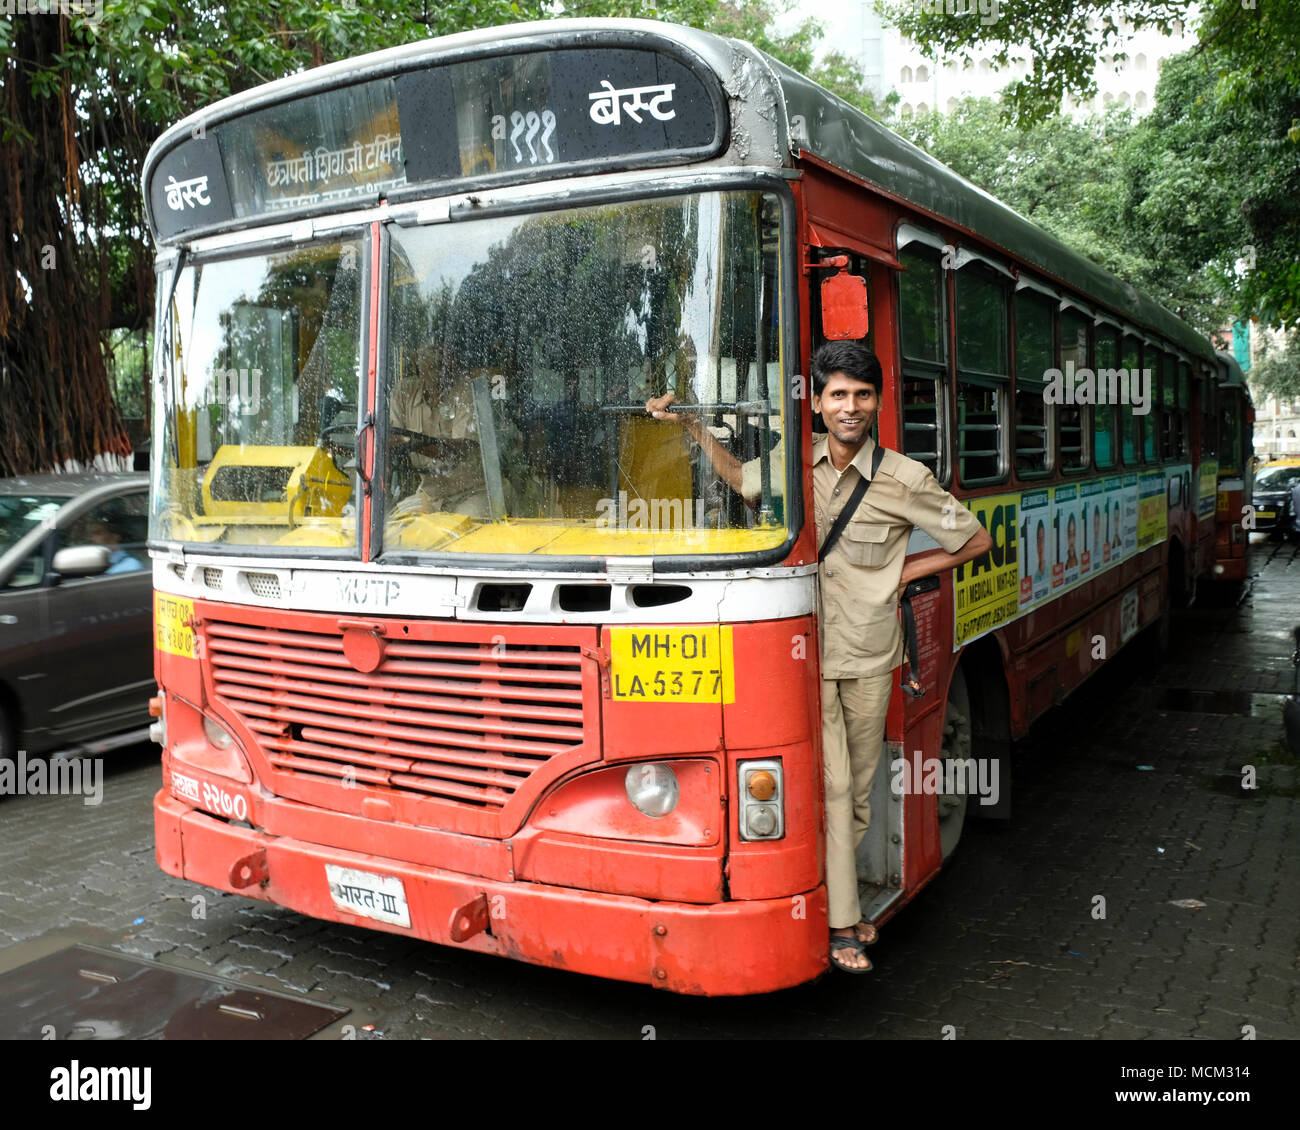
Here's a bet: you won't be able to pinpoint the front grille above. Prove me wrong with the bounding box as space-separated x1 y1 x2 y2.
203 616 588 815
202 567 224 590
245 572 280 598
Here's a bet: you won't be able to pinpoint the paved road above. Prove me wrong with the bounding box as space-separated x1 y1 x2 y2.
1 539 1296 1039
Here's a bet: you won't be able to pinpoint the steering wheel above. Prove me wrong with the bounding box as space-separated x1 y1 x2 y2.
317 421 361 477
387 426 447 452
385 430 483 495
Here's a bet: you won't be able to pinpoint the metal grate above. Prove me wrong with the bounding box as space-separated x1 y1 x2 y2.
203 617 588 816
202 567 224 590
245 572 280 599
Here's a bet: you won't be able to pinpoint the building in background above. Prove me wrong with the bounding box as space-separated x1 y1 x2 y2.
1246 325 1300 461
789 1 1199 117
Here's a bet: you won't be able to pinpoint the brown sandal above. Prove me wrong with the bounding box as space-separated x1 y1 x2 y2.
830 935 873 974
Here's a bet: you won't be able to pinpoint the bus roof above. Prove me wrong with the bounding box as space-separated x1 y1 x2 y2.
143 16 1215 365
1215 350 1248 389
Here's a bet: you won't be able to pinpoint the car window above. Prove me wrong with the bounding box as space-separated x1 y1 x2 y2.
1257 466 1300 489
5 547 46 590
61 491 150 580
0 494 70 555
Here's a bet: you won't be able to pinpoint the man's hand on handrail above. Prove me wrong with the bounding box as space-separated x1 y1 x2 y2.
644 391 745 499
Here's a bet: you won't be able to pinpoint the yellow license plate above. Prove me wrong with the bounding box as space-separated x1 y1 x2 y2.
608 626 735 703
1257 510 1275 519
155 593 197 659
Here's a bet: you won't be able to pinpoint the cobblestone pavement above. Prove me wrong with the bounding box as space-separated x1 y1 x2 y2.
1 539 1296 1040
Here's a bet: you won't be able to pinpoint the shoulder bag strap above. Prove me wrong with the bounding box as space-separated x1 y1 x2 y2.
818 444 885 561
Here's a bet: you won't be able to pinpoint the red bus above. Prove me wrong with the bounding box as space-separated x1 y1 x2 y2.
143 18 1231 994
1207 351 1255 583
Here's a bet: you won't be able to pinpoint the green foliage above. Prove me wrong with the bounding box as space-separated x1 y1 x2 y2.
1126 48 1300 328
876 0 1291 124
895 97 1225 330
106 327 152 420
888 8 1300 331
874 0 1300 322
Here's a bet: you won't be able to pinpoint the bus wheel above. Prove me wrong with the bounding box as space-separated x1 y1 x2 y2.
938 668 972 860
1169 542 1195 609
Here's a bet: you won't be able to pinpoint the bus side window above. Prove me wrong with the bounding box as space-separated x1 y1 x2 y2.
1177 359 1191 459
1059 309 1090 472
1201 368 1217 461
1093 328 1119 469
1220 397 1241 473
1141 344 1158 462
1120 334 1142 464
1159 351 1178 460
896 248 948 485
955 265 1008 485
1013 290 1054 478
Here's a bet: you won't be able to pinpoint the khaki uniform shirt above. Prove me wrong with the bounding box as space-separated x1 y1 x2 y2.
813 434 983 679
388 379 503 513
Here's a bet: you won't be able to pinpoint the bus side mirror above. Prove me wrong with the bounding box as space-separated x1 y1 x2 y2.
820 261 869 341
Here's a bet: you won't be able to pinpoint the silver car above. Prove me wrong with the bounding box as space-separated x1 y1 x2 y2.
0 473 153 764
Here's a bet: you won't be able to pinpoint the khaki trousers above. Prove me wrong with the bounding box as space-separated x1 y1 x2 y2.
822 674 893 930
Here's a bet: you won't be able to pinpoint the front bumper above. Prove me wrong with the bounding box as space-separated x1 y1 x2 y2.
1251 498 1292 532
155 791 828 996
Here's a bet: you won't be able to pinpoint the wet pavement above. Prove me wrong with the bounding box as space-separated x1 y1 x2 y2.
1 537 1296 1039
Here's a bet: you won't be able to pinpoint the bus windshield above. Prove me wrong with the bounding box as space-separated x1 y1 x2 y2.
152 238 364 550
151 190 788 559
383 189 787 558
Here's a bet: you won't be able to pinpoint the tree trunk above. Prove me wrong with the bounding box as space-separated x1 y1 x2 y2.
0 16 132 477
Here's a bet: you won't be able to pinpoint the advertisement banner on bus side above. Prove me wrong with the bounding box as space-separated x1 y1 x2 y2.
1021 488 1051 603
1079 478 1108 575
953 492 1021 648
1137 469 1167 551
953 474 1164 651
1052 483 1082 590
1198 461 1219 519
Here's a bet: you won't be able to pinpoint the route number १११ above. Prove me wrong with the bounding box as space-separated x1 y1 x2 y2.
201 780 247 822
491 109 558 166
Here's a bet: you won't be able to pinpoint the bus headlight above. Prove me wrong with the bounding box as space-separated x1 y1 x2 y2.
203 716 234 750
624 763 679 817
738 759 784 840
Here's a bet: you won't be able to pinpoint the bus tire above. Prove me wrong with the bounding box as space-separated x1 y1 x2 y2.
1169 541 1195 609
1139 601 1171 663
938 667 972 860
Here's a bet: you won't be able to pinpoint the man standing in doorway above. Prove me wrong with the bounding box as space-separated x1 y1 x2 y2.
649 341 991 972
805 341 990 972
